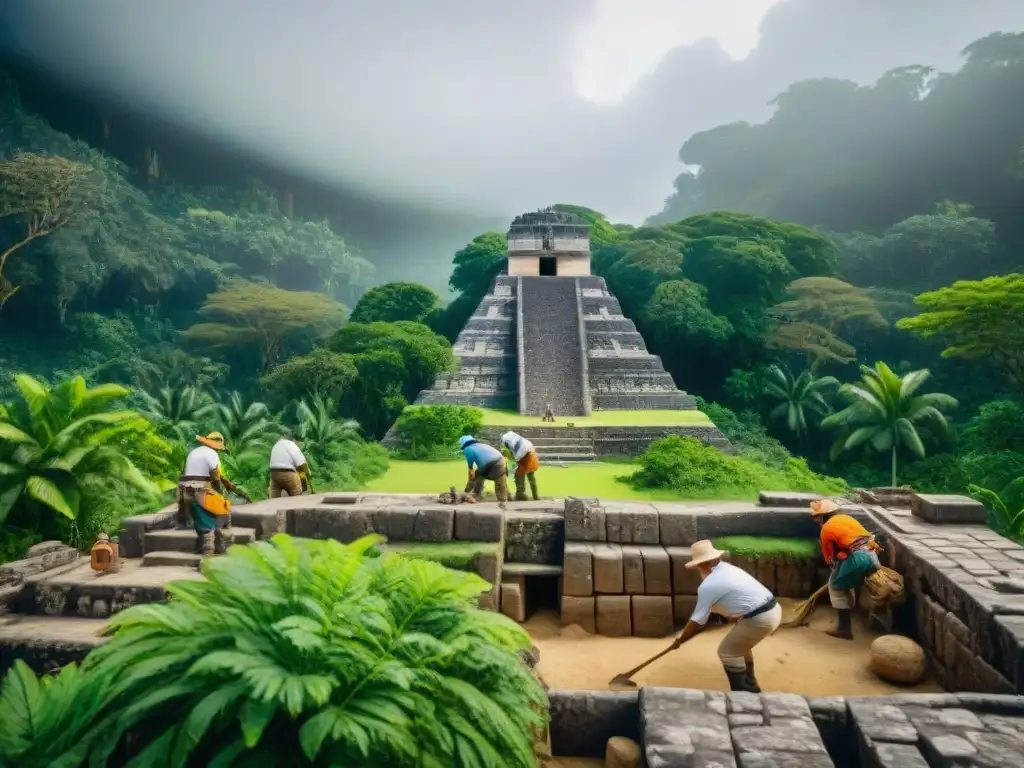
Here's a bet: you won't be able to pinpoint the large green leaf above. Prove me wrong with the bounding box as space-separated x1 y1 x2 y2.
25 475 76 520
0 423 34 444
0 482 25 526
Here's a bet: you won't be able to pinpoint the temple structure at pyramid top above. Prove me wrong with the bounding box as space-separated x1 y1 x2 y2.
389 208 728 458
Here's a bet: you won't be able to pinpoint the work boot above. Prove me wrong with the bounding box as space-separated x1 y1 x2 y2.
528 473 539 500
744 659 761 693
514 476 528 501
724 667 753 692
827 609 854 640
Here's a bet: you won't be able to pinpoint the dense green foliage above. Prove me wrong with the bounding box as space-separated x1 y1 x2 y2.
822 363 957 486
627 435 844 499
350 282 440 325
0 375 170 553
393 405 484 460
0 534 546 767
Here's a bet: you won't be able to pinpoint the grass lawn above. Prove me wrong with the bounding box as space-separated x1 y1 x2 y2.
476 408 713 428
713 535 821 560
365 459 747 501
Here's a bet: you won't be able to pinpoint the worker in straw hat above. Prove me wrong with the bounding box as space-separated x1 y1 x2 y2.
669 540 782 693
810 498 882 640
178 432 251 556
458 435 509 502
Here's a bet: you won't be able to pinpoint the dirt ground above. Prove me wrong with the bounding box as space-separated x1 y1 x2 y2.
526 601 943 697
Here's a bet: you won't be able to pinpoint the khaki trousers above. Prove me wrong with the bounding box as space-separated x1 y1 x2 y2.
717 603 782 672
269 469 303 498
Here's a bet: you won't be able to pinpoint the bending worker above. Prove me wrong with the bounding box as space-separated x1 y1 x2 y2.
669 540 781 693
178 432 250 556
269 432 313 497
811 499 882 640
458 435 509 502
501 430 540 501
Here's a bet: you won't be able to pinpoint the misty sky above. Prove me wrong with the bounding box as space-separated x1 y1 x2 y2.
4 0 1024 224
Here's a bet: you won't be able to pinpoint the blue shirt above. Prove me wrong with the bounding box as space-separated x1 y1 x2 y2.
464 442 503 470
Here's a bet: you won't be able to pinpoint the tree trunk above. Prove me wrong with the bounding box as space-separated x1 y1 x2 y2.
890 445 898 488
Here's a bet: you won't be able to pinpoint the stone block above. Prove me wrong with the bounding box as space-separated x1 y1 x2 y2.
118 506 177 558
729 713 765 728
500 581 525 622
504 512 563 564
864 743 930 768
758 491 822 508
454 507 503 542
911 494 987 524
919 732 977 764
413 506 454 541
732 724 827 756
639 546 672 595
548 690 640 759
656 504 698 546
673 595 698 624
761 692 812 721
596 595 632 636
592 544 625 594
631 596 674 637
563 543 594 596
847 700 919 744
378 507 417 540
773 558 811 599
622 546 645 593
605 736 642 768
289 506 377 541
640 688 733 767
605 503 660 544
667 547 701 593
565 497 605 542
697 511 819 540
561 595 596 633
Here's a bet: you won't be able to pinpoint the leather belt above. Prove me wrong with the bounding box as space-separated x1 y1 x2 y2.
743 597 777 620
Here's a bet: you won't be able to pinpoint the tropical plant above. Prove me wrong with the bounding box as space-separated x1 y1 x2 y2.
295 394 360 465
0 374 165 532
969 476 1024 542
215 391 280 458
762 365 838 443
822 362 958 486
0 535 546 766
136 383 217 443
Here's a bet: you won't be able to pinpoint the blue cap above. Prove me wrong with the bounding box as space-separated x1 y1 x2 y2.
458 435 476 450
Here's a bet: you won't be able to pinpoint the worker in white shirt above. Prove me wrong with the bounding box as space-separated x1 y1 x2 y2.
501 430 540 500
669 540 782 693
178 432 250 555
268 433 313 497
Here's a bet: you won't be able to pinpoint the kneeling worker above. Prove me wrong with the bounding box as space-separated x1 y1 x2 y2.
670 540 781 692
269 432 313 497
811 499 881 640
501 430 540 500
458 435 508 502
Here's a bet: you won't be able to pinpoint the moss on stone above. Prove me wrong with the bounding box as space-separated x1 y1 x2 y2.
382 541 500 569
714 535 820 561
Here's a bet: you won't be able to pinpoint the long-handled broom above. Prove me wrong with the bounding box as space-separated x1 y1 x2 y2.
780 583 829 629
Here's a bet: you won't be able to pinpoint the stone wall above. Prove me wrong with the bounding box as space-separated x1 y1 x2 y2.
548 688 1024 766
474 425 730 457
866 502 1024 695
558 499 824 638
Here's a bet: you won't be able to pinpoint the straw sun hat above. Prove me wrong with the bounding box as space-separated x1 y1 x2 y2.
196 431 226 451
685 539 727 569
810 499 841 517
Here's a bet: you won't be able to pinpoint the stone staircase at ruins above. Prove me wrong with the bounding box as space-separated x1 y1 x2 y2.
519 276 586 416
414 276 518 410
577 276 697 411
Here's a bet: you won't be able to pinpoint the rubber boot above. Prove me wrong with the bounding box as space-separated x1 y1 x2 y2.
528 473 539 501
724 667 751 692
514 474 528 501
827 608 854 640
744 659 761 693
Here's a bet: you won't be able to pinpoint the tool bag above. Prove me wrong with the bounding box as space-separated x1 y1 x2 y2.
196 489 232 516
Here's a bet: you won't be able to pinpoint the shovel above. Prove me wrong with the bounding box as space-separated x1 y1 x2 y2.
608 641 678 688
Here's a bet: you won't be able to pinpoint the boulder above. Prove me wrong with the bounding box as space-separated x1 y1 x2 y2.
870 634 927 684
605 735 642 768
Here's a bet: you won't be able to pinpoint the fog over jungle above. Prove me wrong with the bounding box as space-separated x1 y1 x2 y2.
4 0 1024 224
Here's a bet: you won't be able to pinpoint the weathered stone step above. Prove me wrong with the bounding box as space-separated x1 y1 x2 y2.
0 614 109 675
142 551 203 568
535 452 598 462
502 562 563 576
143 527 256 553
